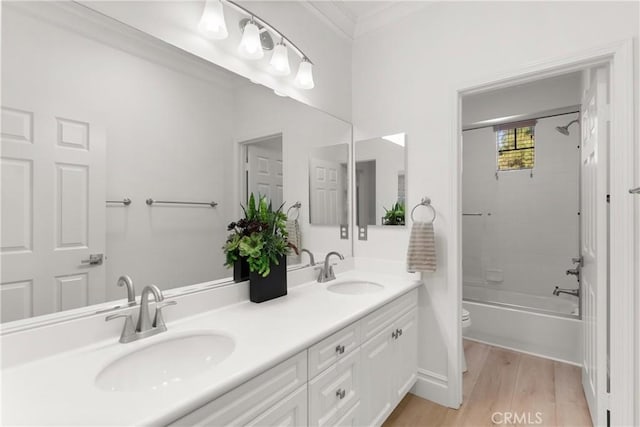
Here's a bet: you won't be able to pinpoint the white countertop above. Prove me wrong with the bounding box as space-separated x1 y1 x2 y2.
1 269 420 426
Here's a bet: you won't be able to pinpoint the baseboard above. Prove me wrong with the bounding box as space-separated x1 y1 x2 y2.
410 369 449 407
463 336 582 367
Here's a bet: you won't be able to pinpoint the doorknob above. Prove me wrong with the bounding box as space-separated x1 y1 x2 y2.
81 254 104 266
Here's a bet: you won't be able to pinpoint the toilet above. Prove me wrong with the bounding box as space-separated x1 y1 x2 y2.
462 308 471 372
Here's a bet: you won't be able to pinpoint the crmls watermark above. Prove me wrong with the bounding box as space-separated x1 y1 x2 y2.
491 411 544 425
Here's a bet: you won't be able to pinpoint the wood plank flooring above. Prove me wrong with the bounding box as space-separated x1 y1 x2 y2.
383 340 592 427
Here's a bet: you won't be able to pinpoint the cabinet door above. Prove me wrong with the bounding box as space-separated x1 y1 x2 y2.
392 308 418 404
246 385 307 427
360 327 393 427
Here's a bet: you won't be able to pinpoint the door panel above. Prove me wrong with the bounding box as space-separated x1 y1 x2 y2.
580 67 609 426
247 140 283 208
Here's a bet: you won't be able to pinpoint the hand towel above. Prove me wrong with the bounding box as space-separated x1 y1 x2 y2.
286 219 301 264
407 221 437 273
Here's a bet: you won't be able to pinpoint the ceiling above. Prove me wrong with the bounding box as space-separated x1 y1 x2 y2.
304 1 433 40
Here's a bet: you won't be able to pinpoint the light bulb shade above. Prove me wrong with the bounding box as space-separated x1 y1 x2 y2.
198 0 228 40
269 43 291 76
294 59 314 90
238 21 264 60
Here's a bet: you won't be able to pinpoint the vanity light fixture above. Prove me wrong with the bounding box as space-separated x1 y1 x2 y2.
269 39 291 76
198 0 228 40
294 58 314 90
238 18 264 60
198 0 314 89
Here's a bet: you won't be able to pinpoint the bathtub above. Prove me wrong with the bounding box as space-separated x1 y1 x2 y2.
463 285 582 365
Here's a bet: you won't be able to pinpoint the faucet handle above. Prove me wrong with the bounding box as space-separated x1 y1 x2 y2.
105 313 136 343
153 300 177 331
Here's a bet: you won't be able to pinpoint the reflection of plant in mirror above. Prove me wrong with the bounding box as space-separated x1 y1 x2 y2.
223 194 298 277
383 202 405 226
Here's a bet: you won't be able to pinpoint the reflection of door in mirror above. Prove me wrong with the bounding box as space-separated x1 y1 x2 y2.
1 108 106 322
309 159 347 225
244 135 283 208
356 161 376 226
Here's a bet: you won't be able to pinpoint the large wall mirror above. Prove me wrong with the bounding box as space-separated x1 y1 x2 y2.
355 133 406 227
0 2 352 326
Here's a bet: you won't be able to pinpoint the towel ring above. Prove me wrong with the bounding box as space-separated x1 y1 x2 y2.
410 197 436 223
286 201 301 221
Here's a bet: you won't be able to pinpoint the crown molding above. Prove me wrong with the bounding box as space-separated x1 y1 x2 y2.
299 1 355 41
302 1 434 41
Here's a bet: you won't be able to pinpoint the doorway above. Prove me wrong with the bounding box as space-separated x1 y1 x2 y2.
452 40 635 426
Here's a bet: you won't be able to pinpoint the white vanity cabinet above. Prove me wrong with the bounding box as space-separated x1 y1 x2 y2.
168 289 417 427
360 303 418 427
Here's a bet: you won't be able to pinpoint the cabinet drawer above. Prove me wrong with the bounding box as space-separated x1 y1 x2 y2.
361 289 417 343
308 348 360 427
169 351 307 426
308 321 360 379
245 385 307 427
333 400 360 427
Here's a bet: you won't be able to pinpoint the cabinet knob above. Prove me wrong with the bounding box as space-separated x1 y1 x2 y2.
392 331 398 339
398 328 403 337
336 388 346 399
335 344 345 354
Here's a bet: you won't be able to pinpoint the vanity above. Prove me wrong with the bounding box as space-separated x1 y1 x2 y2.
1 268 419 426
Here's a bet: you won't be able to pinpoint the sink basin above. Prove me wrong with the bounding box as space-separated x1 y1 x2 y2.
96 332 235 392
327 281 384 295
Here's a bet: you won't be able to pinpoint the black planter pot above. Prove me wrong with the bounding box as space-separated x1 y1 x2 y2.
233 257 250 283
249 254 287 303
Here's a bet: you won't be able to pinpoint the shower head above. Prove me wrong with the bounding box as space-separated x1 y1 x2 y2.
555 119 580 136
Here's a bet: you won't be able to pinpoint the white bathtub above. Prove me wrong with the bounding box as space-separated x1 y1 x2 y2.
463 285 582 365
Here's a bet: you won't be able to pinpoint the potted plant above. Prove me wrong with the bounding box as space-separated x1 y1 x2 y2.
224 194 297 303
382 202 405 226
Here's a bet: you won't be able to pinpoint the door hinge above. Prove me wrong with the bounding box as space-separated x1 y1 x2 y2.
606 194 610 203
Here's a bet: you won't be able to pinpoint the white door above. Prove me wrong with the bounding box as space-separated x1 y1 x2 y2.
247 140 283 208
580 67 609 426
309 158 343 225
1 106 106 322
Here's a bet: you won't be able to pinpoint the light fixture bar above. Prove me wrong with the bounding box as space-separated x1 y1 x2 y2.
222 0 313 64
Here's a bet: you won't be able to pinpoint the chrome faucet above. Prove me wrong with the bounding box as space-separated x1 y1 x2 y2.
317 251 344 283
117 275 136 306
553 286 580 298
106 285 176 343
300 249 316 266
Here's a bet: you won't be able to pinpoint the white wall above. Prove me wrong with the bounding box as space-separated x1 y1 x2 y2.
81 0 353 121
462 115 580 298
232 83 352 258
2 5 237 302
352 0 639 407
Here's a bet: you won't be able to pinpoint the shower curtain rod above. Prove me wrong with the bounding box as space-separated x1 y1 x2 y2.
462 105 580 132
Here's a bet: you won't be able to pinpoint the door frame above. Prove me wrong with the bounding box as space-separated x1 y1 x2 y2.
451 39 636 424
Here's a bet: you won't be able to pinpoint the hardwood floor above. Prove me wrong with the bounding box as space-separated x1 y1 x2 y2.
383 341 592 427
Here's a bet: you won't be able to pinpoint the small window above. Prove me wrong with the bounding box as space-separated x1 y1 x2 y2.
497 126 535 171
